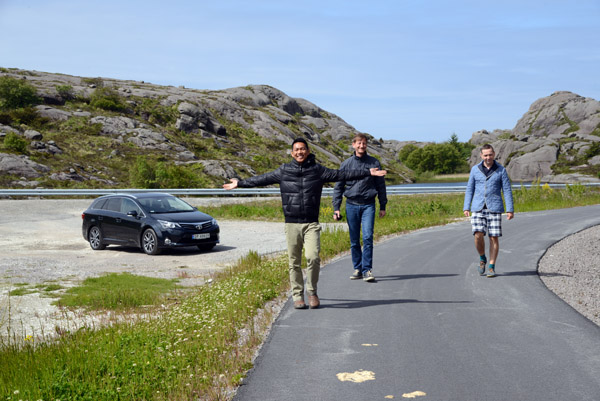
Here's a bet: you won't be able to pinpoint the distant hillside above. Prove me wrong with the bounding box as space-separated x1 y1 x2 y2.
468 91 600 183
2 68 598 188
0 67 414 189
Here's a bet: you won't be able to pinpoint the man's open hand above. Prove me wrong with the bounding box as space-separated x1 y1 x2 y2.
370 168 387 176
223 178 239 190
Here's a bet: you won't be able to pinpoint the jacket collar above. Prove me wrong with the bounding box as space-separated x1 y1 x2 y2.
292 153 316 167
478 160 498 177
353 151 368 160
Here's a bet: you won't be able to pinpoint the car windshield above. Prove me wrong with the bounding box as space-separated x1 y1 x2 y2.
137 196 195 213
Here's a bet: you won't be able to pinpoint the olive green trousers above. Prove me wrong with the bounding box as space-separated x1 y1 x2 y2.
285 222 321 301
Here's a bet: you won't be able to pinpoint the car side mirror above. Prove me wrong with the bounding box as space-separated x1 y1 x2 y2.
127 210 139 218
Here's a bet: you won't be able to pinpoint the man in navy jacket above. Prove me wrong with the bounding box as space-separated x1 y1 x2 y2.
223 138 387 309
332 133 387 282
463 144 514 277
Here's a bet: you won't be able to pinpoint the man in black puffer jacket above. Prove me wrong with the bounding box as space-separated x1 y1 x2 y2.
223 138 387 310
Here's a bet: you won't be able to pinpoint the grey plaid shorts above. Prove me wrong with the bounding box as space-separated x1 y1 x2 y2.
470 210 502 237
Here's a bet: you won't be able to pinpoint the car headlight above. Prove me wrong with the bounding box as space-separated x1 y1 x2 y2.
158 220 181 229
212 219 218 226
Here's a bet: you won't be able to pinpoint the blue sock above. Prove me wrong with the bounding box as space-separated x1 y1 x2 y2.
480 255 487 263
488 263 495 270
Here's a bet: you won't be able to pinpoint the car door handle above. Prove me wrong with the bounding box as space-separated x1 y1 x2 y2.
116 218 121 223
98 216 103 221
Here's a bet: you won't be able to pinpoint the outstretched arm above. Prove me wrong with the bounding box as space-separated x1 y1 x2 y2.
223 178 239 190
370 168 387 176
321 166 387 183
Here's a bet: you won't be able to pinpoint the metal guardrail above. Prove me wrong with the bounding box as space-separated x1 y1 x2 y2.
0 183 598 197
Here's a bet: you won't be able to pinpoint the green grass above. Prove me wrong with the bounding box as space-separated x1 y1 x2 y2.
202 198 284 221
513 181 596 211
38 284 64 292
1 185 599 400
7 283 63 298
414 172 470 183
1 252 288 400
7 283 34 297
56 273 180 310
7 288 35 297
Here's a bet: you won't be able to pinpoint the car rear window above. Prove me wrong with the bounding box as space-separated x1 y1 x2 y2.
90 198 107 210
104 198 122 212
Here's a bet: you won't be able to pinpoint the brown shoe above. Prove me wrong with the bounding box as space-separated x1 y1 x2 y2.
294 299 307 309
308 294 320 309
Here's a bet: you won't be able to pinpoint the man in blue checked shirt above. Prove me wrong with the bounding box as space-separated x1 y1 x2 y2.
463 144 514 278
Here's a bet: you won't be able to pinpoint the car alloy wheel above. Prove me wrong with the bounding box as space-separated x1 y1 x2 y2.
88 226 106 250
142 228 160 255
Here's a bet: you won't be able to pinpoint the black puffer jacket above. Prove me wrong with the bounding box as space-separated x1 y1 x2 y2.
238 154 371 223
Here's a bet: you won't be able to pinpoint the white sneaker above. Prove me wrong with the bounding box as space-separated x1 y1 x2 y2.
363 270 375 282
350 270 363 280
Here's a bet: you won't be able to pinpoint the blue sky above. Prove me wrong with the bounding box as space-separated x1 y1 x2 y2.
1 0 599 142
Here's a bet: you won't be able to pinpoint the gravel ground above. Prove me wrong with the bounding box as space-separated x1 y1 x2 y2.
0 198 290 339
1 199 597 340
538 224 600 326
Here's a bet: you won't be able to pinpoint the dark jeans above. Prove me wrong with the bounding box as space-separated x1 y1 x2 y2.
346 202 375 273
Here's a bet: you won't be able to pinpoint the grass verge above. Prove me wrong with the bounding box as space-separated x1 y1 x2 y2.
1 252 288 400
1 183 599 400
56 273 179 310
413 172 470 183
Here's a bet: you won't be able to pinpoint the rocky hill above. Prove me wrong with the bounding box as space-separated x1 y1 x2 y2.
1 68 599 187
0 67 414 189
468 91 600 183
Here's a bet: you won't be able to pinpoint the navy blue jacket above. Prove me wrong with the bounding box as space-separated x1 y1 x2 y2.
332 153 387 211
237 154 371 223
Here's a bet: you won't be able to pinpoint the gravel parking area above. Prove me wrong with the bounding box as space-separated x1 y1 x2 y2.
0 198 288 338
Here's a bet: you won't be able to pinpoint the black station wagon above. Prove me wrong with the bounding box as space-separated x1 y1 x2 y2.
82 193 220 255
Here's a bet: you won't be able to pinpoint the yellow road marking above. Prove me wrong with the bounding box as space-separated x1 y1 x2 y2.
336 370 376 383
402 390 426 398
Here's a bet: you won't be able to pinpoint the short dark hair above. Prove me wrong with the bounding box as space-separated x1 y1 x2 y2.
292 138 309 150
352 133 368 143
481 144 494 152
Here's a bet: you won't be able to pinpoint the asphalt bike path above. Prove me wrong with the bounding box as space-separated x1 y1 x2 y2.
234 206 600 401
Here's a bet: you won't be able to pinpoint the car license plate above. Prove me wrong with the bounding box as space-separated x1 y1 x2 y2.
193 233 210 240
